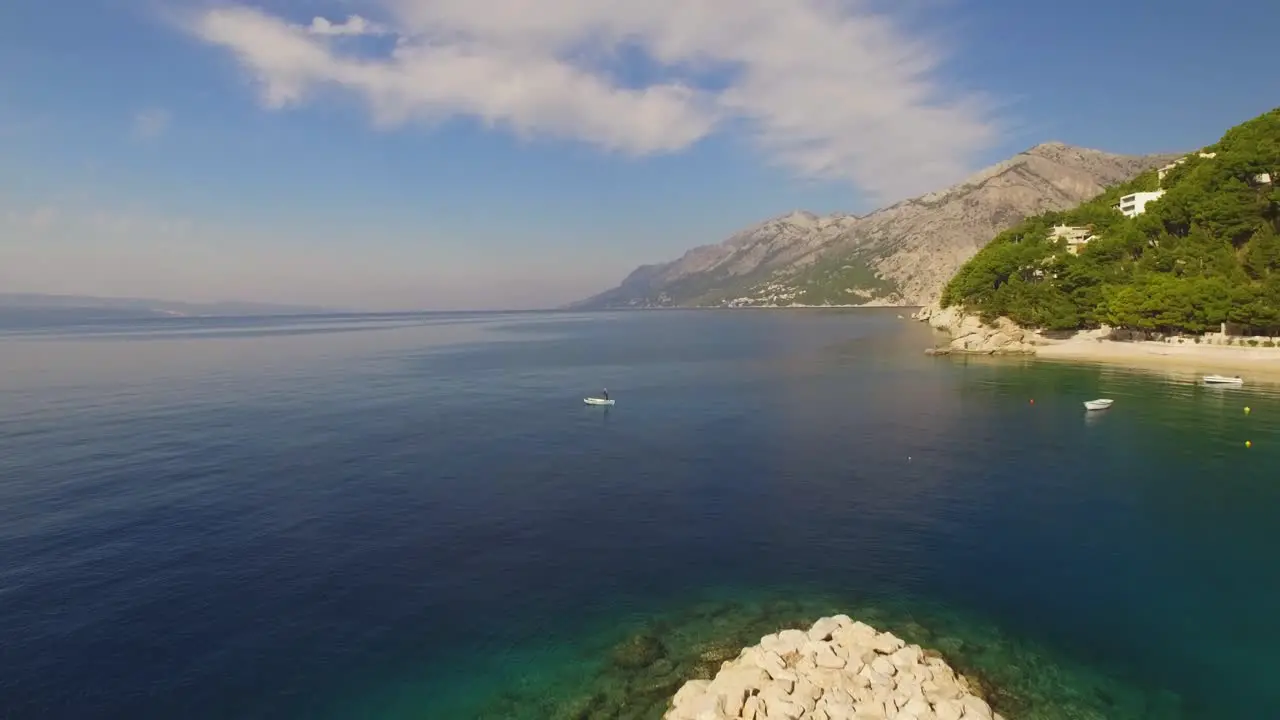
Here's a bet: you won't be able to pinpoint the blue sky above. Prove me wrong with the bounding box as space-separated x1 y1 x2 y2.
0 0 1276 310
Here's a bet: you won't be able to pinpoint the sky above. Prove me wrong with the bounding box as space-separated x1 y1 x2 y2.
0 0 1276 311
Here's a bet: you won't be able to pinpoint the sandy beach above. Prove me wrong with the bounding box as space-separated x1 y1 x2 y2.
1035 336 1280 381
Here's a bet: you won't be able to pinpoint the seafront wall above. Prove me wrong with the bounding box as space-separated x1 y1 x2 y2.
664 615 1003 720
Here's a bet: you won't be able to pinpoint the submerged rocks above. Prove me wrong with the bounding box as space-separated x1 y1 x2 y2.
612 632 668 669
664 616 1004 720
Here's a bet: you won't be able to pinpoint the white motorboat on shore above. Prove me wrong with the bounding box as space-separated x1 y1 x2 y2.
1203 375 1244 386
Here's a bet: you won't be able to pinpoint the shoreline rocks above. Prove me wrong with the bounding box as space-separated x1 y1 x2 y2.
665 615 1004 720
913 304 1037 356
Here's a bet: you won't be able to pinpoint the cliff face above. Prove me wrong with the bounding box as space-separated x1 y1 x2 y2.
574 144 1176 309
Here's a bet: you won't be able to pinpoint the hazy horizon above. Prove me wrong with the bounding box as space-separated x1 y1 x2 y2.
2 0 1277 310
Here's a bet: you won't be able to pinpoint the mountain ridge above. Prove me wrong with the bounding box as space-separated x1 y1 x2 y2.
573 143 1178 309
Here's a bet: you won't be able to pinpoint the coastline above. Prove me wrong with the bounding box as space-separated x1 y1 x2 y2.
1035 336 1280 380
914 303 1280 381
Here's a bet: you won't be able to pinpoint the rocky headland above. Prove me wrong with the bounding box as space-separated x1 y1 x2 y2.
665 615 1002 720
912 304 1040 356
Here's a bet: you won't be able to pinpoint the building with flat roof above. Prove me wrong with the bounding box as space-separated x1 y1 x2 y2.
1116 190 1165 217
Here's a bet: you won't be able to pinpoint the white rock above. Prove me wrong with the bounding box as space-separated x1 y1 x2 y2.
754 651 797 688
923 677 964 704
843 664 869 689
710 670 760 717
962 695 994 719
817 695 856 720
671 680 711 710
832 621 878 650
777 629 808 652
860 663 893 688
890 645 923 668
759 684 804 719
871 632 906 655
901 696 934 717
759 633 786 654
809 616 844 641
814 643 847 669
871 656 897 677
692 696 726 720
933 699 964 720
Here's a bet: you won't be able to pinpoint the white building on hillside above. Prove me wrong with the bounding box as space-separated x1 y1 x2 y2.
1049 224 1095 255
1157 152 1219 182
1157 160 1183 181
1116 190 1165 217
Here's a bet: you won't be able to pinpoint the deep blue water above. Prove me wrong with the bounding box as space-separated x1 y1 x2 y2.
1 309 1278 718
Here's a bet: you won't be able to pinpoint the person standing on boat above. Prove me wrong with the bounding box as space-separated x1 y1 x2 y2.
602 388 609 401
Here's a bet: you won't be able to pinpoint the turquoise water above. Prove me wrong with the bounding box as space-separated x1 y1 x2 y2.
0 309 1277 718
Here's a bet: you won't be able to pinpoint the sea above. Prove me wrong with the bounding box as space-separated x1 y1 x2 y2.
0 308 1277 719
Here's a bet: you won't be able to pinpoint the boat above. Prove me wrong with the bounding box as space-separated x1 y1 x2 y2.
1203 375 1244 386
584 397 615 406
1083 399 1114 411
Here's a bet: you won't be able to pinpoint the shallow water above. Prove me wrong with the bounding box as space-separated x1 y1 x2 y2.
0 309 1277 719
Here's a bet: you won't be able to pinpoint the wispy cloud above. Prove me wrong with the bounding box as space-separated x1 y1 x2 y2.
184 0 998 201
307 14 388 36
131 108 171 139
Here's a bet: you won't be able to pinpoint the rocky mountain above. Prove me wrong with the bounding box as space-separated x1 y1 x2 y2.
573 143 1177 309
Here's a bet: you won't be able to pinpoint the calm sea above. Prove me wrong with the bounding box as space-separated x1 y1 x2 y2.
0 309 1276 719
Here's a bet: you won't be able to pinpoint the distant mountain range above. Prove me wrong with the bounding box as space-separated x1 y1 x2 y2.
572 143 1178 309
0 293 336 318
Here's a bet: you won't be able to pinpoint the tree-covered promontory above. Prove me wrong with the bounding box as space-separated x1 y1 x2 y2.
941 108 1280 335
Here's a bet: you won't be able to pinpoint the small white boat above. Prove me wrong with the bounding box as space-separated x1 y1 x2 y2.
584 397 615 406
1203 375 1244 386
1083 399 1114 411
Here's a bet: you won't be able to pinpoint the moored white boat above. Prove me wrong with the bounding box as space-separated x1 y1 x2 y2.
1083 398 1114 411
1203 375 1244 386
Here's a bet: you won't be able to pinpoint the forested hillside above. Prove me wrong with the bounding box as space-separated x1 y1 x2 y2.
941 108 1280 335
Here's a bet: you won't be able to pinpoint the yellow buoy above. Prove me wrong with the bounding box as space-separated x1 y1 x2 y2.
1245 406 1251 414
1246 440 1252 448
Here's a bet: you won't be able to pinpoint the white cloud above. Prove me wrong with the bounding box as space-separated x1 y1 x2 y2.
188 0 996 200
307 14 387 36
132 108 171 139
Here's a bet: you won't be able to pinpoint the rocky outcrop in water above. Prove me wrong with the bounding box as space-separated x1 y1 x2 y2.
915 304 1038 356
665 615 1003 720
466 594 1183 719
